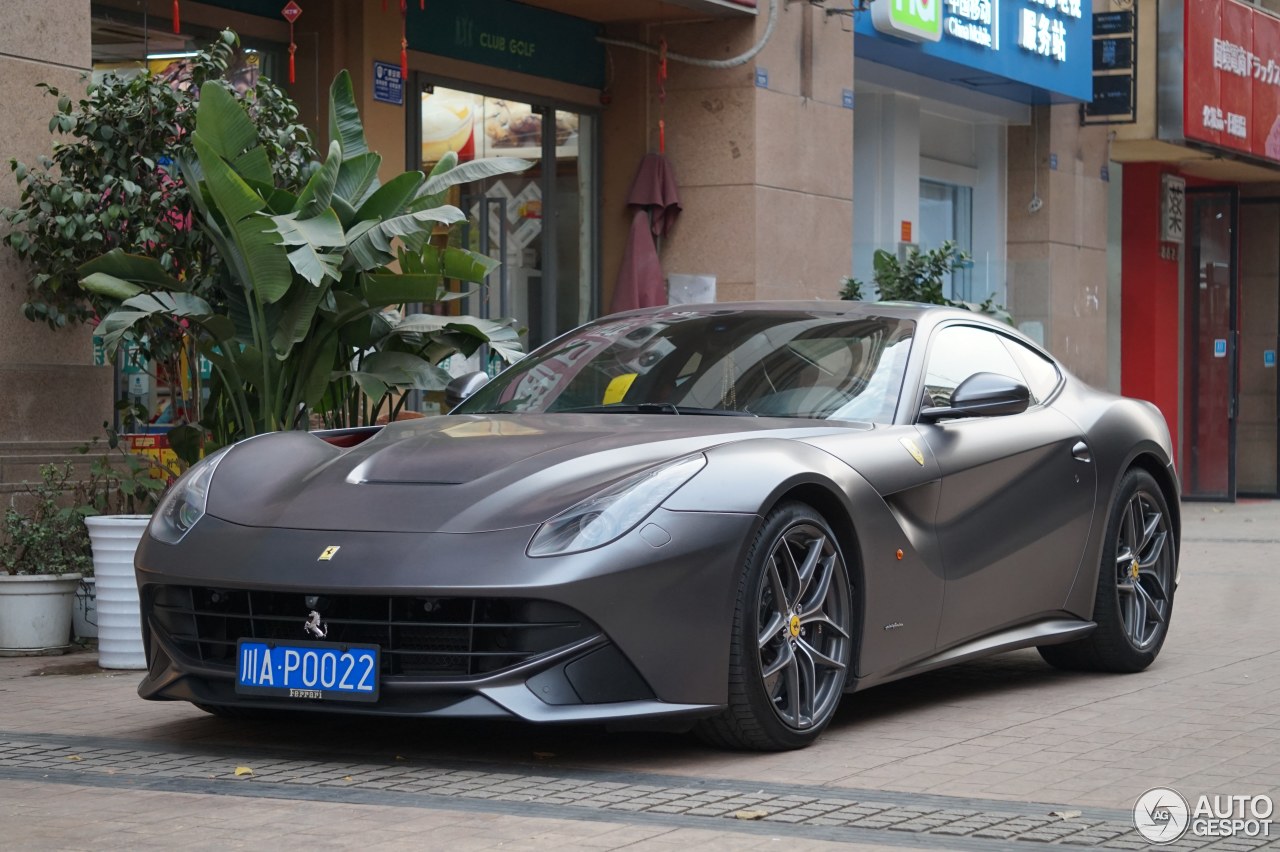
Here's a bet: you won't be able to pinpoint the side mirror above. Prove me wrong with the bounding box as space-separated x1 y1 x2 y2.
445 371 489 409
920 372 1031 422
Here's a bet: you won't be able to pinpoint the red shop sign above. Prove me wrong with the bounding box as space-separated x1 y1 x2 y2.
1185 0 1280 162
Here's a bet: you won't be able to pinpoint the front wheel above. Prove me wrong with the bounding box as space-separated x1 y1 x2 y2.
1039 469 1177 673
696 503 854 751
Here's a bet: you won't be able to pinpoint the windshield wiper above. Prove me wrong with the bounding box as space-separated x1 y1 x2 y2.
555 403 756 417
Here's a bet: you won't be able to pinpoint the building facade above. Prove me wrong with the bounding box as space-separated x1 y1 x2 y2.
3 0 1115 490
1113 0 1280 500
852 0 1109 389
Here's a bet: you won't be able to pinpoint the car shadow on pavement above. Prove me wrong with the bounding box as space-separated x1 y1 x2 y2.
127 649 1087 767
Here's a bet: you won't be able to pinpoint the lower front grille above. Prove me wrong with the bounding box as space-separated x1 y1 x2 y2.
146 585 598 678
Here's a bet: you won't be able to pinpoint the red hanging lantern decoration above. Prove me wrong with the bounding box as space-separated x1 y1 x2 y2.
173 0 181 33
400 0 409 81
281 1 303 84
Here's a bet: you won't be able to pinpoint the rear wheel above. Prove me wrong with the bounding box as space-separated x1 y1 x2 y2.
1039 469 1177 672
697 502 854 750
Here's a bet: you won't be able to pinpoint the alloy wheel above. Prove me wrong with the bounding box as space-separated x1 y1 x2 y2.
756 523 851 730
1114 490 1174 650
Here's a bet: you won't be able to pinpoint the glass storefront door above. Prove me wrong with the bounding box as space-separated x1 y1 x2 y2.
918 179 973 301
1238 200 1280 497
412 80 597 354
1182 190 1238 500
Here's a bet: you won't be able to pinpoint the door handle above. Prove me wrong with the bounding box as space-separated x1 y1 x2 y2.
1071 441 1092 463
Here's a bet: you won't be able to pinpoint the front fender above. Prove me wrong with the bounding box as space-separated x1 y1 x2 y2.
665 437 947 678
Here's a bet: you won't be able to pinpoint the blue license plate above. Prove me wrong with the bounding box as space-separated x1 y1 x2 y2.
235 639 379 703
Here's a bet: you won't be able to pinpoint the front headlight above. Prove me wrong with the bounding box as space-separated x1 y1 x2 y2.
149 446 232 544
527 454 706 557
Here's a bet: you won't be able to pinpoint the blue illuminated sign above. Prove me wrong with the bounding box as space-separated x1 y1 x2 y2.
855 0 1092 103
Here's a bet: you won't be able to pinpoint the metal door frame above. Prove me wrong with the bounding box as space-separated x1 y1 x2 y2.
1238 196 1280 498
1183 186 1239 501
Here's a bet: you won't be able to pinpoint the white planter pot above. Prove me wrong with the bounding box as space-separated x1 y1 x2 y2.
0 573 82 655
73 576 97 640
85 515 150 670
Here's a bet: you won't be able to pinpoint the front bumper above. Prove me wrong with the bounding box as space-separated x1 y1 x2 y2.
135 507 759 722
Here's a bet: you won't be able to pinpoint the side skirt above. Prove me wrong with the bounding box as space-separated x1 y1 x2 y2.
848 616 1096 692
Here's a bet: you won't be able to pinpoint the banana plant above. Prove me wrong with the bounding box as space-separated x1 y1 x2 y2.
82 69 530 445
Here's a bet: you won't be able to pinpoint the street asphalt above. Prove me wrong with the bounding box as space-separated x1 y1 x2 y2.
1 498 1278 851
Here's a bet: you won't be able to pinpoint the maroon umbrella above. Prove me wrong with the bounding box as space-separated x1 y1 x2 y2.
611 153 682 313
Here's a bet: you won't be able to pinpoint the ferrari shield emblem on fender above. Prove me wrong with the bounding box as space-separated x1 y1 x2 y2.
899 437 925 466
317 545 341 561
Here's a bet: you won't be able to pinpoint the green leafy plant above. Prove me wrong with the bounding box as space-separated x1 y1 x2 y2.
2 30 316 451
843 241 1011 323
2 464 93 576
82 70 529 446
2 29 315 329
838 276 863 301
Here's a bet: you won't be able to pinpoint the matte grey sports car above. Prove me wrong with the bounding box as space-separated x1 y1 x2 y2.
136 302 1180 750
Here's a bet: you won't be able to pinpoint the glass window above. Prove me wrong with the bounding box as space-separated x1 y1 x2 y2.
455 311 917 423
919 179 973 301
418 87 595 352
923 325 1024 408
1000 337 1061 404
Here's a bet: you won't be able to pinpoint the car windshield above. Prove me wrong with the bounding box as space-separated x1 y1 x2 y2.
456 310 916 423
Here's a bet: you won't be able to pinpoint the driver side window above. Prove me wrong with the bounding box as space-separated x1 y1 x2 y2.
924 326 1026 408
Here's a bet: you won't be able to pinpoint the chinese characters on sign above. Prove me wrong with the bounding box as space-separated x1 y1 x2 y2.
1185 0 1280 163
855 0 1092 101
1083 9 1136 122
1161 174 1186 245
944 0 996 47
1213 37 1280 84
1017 0 1081 62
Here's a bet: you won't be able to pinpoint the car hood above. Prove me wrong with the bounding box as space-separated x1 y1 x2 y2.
205 413 865 533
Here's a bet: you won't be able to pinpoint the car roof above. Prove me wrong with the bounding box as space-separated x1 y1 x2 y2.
612 300 995 325
604 300 1054 364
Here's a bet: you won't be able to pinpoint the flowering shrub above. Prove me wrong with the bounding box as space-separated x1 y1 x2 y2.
1 29 315 329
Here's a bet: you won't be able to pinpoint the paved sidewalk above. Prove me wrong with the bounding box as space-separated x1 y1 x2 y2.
1 500 1278 850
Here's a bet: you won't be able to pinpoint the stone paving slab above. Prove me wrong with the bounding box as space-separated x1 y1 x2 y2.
0 730 1273 850
2 500 1279 849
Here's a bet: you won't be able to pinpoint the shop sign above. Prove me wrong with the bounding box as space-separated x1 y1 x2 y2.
854 0 1092 101
1160 174 1187 245
872 0 943 43
1015 0 1080 63
944 0 995 48
407 0 603 89
1184 0 1280 162
372 61 403 106
1083 7 1136 123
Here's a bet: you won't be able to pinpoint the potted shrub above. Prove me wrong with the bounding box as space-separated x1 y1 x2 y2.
0 463 91 655
842 240 1012 323
76 419 178 669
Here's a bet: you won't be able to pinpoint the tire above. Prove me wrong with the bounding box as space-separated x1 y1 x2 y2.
1039 469 1177 673
696 502 854 750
